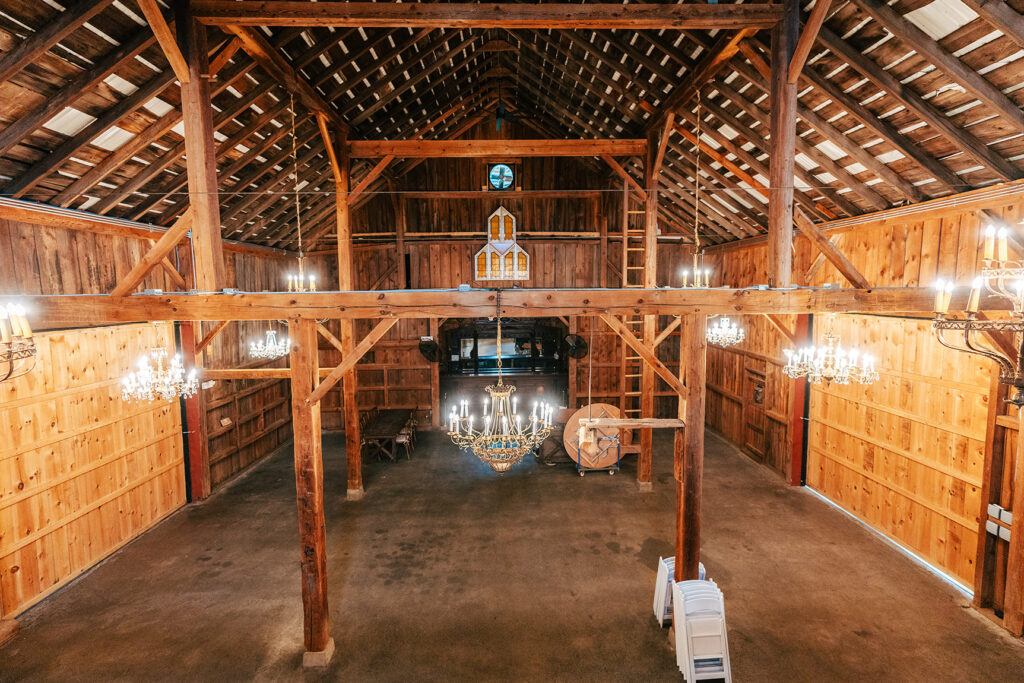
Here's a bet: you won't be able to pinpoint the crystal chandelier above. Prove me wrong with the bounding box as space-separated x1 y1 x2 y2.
1 302 36 383
250 325 289 360
122 347 199 402
932 224 1024 406
706 316 744 347
448 292 555 473
782 316 878 385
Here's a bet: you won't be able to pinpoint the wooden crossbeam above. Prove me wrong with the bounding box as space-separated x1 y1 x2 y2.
225 24 348 133
581 418 685 429
138 0 190 84
348 139 645 158
23 287 975 326
794 208 870 289
597 314 688 399
109 209 193 297
788 0 831 83
193 2 784 29
307 318 399 405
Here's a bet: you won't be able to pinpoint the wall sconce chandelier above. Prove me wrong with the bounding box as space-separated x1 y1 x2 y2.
122 347 199 402
1 302 36 383
448 291 555 473
782 315 878 385
933 225 1024 407
706 316 744 347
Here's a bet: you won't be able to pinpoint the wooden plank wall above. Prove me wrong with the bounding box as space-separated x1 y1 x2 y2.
704 191 1024 585
0 215 297 489
0 323 185 617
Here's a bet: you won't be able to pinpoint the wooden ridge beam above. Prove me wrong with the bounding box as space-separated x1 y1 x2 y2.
307 319 399 406
597 314 688 400
138 0 190 84
28 287 976 326
109 209 193 297
348 138 646 159
193 2 785 29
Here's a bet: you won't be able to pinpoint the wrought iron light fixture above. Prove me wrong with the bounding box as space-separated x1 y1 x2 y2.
706 316 744 347
782 315 878 385
122 347 199 402
447 291 555 473
1 302 36 383
932 224 1024 406
250 325 290 360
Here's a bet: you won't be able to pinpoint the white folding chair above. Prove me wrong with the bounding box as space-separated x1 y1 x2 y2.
654 556 675 626
684 614 732 683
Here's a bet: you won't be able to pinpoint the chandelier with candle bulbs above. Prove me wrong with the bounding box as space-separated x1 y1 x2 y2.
448 292 555 473
250 324 289 360
932 223 1024 407
782 315 878 385
1 302 36 383
122 347 199 402
706 316 744 347
680 90 713 290
283 93 317 294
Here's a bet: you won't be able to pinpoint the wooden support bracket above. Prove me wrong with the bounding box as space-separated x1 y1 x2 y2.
597 313 688 400
763 314 798 345
307 317 399 405
654 316 682 348
196 320 232 355
138 0 190 84
788 0 832 83
794 207 870 289
110 208 193 296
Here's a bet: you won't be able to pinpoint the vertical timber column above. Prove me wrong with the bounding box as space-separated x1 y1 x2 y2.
430 318 441 429
1003 420 1024 635
675 313 707 581
288 319 334 665
596 195 608 288
180 320 211 500
174 0 225 291
396 194 408 289
335 130 363 500
639 129 659 491
788 314 810 486
768 0 799 288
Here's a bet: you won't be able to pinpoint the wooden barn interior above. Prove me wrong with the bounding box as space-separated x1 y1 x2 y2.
4 0 1024 679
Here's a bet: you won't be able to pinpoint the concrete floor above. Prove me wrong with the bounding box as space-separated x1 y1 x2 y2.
2 430 1024 681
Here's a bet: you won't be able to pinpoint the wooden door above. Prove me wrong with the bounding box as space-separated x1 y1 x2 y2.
744 368 766 461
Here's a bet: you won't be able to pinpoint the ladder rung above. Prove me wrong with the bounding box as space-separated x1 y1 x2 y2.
626 210 645 215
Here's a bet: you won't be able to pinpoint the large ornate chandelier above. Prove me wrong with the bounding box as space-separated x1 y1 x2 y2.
448 293 555 473
782 315 878 385
250 325 289 360
932 224 1024 406
706 316 744 347
1 302 36 383
122 347 199 402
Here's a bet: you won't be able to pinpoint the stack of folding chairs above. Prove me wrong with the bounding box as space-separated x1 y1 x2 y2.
671 578 731 682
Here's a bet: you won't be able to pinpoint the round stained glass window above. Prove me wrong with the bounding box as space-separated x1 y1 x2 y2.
488 163 514 190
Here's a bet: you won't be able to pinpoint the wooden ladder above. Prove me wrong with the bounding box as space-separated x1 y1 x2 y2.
620 190 646 452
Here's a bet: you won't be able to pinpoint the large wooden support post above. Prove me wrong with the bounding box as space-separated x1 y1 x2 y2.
179 320 211 500
788 314 810 486
768 0 799 288
675 314 707 582
335 130 363 500
288 319 334 665
430 318 441 428
174 0 225 291
1003 420 1024 635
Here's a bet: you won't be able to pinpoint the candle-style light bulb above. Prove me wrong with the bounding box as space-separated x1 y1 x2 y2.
967 277 983 313
943 281 955 314
704 268 711 288
998 227 1009 262
933 279 946 314
309 275 317 292
681 269 689 287
983 225 996 260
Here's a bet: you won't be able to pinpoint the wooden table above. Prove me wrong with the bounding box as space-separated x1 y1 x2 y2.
362 409 412 461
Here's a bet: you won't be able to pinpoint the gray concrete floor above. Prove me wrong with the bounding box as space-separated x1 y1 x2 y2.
2 430 1024 681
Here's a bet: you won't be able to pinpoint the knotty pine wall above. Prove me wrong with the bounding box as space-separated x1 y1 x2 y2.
0 323 185 617
0 212 297 491
703 185 1024 586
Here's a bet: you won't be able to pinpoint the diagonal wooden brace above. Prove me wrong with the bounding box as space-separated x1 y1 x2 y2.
307 317 398 405
598 313 687 400
110 208 193 296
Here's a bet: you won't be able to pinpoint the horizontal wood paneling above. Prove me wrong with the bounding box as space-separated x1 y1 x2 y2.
0 323 185 617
